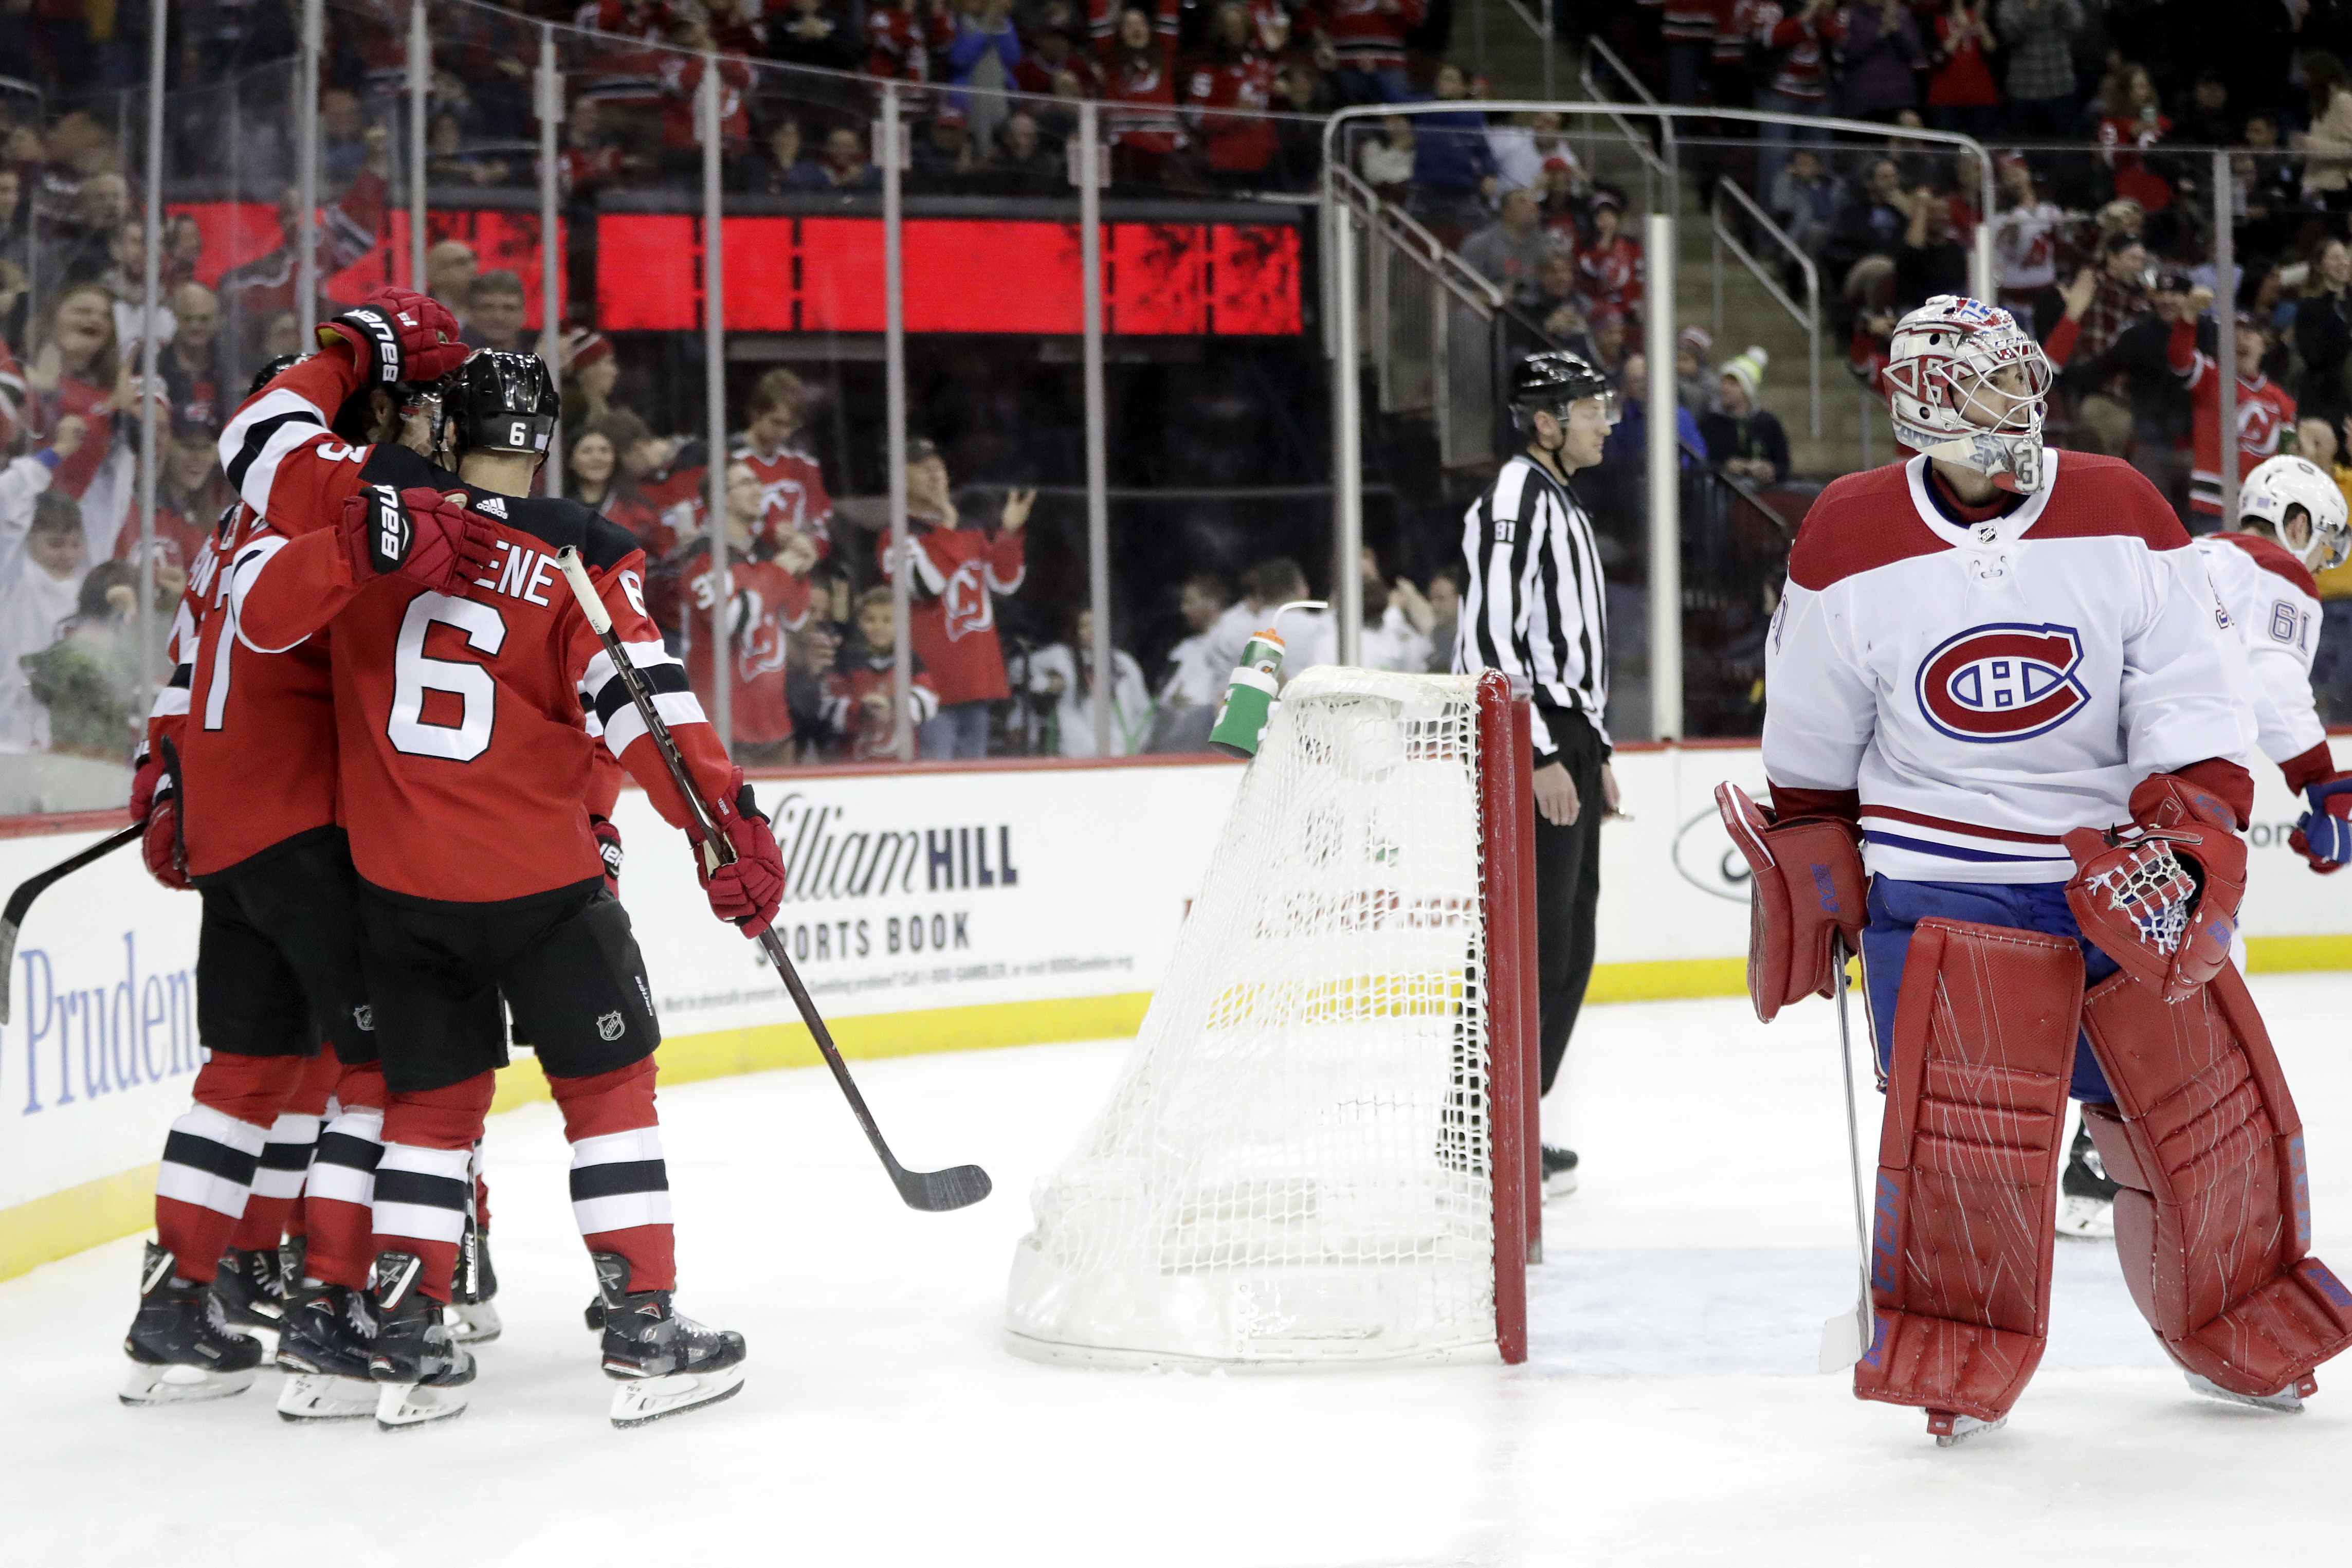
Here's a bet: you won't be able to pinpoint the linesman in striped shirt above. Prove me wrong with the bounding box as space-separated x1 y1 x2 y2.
1454 351 1621 1199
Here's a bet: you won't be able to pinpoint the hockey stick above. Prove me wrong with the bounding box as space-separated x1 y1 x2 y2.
553 548 991 1214
1819 934 1877 1373
0 821 144 1025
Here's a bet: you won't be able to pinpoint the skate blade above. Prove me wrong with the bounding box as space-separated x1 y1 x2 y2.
276 1371 377 1421
119 1361 257 1406
447 1301 503 1344
608 1364 746 1429
2055 1196 2116 1239
1928 1412 2007 1448
2185 1371 2313 1413
375 1380 470 1431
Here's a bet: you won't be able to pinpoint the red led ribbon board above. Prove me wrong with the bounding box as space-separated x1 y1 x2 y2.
167 204 567 325
594 214 1300 336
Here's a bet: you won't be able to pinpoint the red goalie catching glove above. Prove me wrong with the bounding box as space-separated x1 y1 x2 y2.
1715 782 1866 1023
692 770 785 936
2063 773 2247 1003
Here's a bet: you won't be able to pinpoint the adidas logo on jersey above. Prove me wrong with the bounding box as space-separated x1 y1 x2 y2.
477 496 508 519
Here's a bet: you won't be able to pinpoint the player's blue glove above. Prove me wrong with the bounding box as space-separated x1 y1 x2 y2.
2290 775 2352 874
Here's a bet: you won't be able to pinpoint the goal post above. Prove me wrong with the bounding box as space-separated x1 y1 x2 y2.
1005 667 1539 1368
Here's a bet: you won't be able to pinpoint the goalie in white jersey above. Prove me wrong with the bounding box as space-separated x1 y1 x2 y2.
1720 295 2352 1445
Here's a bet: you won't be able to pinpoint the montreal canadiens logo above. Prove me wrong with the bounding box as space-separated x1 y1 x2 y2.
1915 622 2089 741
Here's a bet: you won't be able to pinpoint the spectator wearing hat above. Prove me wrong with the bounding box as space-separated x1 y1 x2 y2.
2167 288 2296 528
879 436 1036 760
1574 196 1643 318
1699 348 1792 484
911 106 978 191
1674 325 1716 416
1535 155 1586 252
562 330 619 426
1462 189 1554 311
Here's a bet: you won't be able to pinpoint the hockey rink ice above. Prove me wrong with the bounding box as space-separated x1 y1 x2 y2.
7 976 2351 1565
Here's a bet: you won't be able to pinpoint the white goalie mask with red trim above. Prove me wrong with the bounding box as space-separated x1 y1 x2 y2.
1884 294 2055 494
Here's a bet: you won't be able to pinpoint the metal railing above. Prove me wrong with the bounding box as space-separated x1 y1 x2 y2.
1579 35 1672 207
1710 178 1822 440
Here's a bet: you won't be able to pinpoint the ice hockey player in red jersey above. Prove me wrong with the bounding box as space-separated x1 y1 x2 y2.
1727 294 2352 1444
230 347 782 1430
120 297 468 1411
876 436 1031 758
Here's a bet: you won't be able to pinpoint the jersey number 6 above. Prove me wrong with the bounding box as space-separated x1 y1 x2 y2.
389 594 507 761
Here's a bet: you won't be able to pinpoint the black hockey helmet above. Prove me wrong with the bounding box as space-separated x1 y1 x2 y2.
246 353 304 399
443 349 559 460
1508 350 1616 430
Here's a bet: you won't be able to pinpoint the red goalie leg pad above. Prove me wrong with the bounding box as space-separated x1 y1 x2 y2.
302 1060 386 1288
229 1048 343 1251
2078 967 2352 1396
1853 919 2082 1424
372 1074 496 1303
551 1058 676 1293
155 1053 307 1283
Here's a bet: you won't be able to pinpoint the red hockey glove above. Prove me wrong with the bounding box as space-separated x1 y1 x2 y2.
2289 775 2352 874
337 485 501 596
1715 782 1866 1023
131 750 191 892
591 814 624 898
2063 773 2246 1002
691 770 786 936
319 287 467 387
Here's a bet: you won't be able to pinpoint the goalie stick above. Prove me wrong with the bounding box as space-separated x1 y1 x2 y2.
0 821 144 1025
1820 934 1876 1373
553 548 991 1214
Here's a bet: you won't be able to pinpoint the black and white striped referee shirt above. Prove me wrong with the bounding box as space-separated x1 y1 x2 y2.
1454 453 1610 764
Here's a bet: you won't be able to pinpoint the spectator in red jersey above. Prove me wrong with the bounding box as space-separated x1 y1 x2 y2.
569 422 670 557
879 436 1033 759
868 0 955 111
2094 61 2175 218
685 461 818 763
557 98 642 203
827 586 941 762
1309 0 1424 106
1575 195 1644 317
1752 0 1846 204
1924 1 2000 138
1090 0 1188 184
1013 15 1100 100
2169 287 2298 528
21 281 119 506
656 15 753 178
1662 0 1720 106
1187 3 1281 186
735 368 835 555
768 0 862 72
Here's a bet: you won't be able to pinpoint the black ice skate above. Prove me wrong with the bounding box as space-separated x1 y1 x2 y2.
447 1213 502 1344
120 1243 264 1406
2056 1119 2117 1239
1541 1144 1579 1199
367 1252 475 1431
593 1251 747 1428
275 1283 378 1422
211 1245 290 1332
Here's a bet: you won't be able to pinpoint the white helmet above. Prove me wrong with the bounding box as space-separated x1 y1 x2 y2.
1883 294 2055 493
2240 453 2351 572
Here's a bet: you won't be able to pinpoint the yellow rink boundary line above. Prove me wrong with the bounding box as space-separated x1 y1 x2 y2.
11 936 2352 1282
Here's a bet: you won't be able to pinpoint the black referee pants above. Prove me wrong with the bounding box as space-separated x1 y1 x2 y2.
1534 720 1606 1097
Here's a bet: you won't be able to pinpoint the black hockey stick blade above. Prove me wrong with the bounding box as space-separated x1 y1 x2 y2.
552 547 991 1213
0 821 144 1024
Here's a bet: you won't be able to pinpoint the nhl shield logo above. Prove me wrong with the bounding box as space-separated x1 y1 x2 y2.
1916 622 2089 742
596 1009 625 1042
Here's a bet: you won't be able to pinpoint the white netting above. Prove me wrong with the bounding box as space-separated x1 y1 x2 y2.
1006 668 1497 1366
2085 836 2196 954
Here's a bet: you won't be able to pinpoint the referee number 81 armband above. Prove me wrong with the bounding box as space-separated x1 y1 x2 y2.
1714 783 1866 1024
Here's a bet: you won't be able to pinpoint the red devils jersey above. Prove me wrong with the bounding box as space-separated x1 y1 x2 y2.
683 546 811 747
1091 0 1184 152
165 503 341 878
825 654 940 761
877 518 1025 705
2169 319 2298 517
1306 0 1426 71
235 452 734 904
1186 54 1279 174
1576 235 1645 313
729 437 834 554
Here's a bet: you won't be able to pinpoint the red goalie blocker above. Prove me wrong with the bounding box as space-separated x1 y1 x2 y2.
1714 783 1865 1023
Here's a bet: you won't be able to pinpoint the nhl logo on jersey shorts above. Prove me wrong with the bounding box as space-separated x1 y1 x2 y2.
1915 622 2089 742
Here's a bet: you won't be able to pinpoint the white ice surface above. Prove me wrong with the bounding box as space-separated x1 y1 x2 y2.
7 976 2352 1564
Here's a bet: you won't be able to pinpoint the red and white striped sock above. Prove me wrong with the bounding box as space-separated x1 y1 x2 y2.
552 1057 674 1292
228 1048 342 1253
371 1073 496 1303
302 1060 388 1289
154 1054 305 1284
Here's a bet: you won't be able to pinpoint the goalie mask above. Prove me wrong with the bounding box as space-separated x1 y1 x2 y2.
1885 295 2054 494
2239 453 2351 573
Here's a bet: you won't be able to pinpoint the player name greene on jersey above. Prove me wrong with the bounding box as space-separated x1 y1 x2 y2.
1762 448 2256 882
